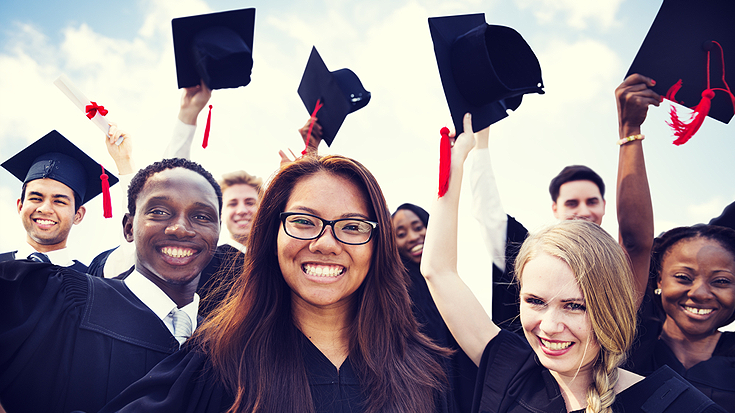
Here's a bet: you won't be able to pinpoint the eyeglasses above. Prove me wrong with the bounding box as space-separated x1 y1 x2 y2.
279 212 378 245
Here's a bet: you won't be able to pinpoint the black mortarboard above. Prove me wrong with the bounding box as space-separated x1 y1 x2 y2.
429 13 544 135
297 47 371 147
172 8 255 90
627 0 735 124
1 130 118 207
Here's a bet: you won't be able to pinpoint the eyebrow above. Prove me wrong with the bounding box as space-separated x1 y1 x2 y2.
291 206 370 220
28 191 72 201
522 292 585 302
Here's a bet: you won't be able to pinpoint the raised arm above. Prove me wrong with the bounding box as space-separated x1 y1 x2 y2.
615 73 659 306
164 80 212 159
469 126 508 270
421 113 500 366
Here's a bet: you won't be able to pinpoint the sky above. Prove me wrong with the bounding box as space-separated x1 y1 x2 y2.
1 0 734 311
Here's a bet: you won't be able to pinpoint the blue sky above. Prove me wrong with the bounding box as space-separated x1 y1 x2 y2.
1 0 733 310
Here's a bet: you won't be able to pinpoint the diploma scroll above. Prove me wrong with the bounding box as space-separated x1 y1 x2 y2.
54 74 122 145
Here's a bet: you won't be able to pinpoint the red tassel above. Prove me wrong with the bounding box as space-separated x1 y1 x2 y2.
668 89 715 145
302 99 323 156
665 79 683 104
100 164 112 218
438 127 451 198
202 104 212 148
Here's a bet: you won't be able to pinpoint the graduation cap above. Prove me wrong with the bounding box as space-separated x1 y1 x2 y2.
297 47 371 147
1 130 119 217
627 0 735 145
172 8 255 90
429 13 544 135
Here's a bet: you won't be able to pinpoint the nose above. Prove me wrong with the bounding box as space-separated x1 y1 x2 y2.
165 215 196 238
35 198 53 214
576 204 591 219
539 308 564 335
308 224 343 255
689 279 714 301
407 229 421 242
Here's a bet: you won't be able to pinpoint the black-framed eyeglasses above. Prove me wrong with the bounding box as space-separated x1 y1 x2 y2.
279 212 378 245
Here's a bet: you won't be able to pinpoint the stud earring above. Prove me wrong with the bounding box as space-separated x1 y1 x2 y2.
654 288 662 295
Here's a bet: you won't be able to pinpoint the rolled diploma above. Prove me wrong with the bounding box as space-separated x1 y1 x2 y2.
54 74 122 145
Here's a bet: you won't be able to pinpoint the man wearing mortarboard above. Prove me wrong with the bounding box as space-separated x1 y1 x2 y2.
1 130 118 273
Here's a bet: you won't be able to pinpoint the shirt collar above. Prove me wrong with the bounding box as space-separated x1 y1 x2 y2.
124 269 199 330
222 237 247 253
16 242 74 267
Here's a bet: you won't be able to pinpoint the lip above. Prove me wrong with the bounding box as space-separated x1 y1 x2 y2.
32 217 58 229
681 304 716 319
157 244 202 266
538 336 574 356
409 243 424 256
301 262 346 283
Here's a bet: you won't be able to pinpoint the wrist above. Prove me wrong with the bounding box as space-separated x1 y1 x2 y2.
178 110 198 126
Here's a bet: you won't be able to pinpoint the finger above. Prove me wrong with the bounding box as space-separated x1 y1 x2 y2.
622 73 655 87
462 113 474 135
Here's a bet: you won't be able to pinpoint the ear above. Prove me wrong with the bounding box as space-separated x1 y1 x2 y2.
73 206 86 225
552 201 560 219
17 198 23 214
123 213 135 243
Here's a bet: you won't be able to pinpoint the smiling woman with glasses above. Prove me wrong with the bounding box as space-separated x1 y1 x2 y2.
100 154 451 413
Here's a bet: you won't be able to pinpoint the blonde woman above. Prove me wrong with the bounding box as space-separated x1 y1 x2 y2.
421 113 723 413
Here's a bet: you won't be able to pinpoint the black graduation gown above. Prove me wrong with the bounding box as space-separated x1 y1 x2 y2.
101 330 451 413
625 291 735 412
491 215 527 336
404 258 475 413
472 330 725 413
0 260 179 413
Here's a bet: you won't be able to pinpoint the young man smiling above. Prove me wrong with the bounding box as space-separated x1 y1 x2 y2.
1 130 119 272
0 158 222 413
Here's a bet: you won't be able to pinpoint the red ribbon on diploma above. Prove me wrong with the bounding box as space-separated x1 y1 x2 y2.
85 102 108 119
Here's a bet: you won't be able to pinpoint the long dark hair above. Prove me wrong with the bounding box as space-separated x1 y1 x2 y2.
651 224 735 327
193 155 448 413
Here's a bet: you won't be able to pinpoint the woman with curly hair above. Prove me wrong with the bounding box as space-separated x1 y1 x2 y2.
100 154 451 413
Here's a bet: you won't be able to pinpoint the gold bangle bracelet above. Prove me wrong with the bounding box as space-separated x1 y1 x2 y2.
617 134 645 146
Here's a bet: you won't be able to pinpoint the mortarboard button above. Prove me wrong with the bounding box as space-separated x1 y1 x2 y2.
627 0 735 143
1 130 118 214
172 8 256 90
429 13 544 135
297 47 371 147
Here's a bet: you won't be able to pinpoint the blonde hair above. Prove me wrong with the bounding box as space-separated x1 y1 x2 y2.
218 170 263 195
514 221 637 413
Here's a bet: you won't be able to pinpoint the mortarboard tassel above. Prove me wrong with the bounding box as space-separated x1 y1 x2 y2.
202 104 212 148
438 127 451 198
302 99 323 156
665 41 735 145
100 164 112 218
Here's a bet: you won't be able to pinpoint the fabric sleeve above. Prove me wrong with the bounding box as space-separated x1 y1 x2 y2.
100 346 230 413
0 261 87 390
469 148 507 270
163 119 197 160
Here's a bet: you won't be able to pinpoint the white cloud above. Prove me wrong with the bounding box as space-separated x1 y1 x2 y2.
516 0 625 31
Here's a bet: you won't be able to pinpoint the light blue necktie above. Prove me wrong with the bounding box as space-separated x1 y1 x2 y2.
170 309 192 347
27 252 51 263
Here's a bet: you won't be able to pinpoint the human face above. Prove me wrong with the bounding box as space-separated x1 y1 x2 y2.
520 253 600 378
277 172 373 311
552 180 605 225
658 238 735 338
392 209 426 265
222 183 259 244
17 178 85 252
124 168 220 300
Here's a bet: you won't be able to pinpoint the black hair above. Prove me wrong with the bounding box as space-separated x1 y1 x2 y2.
548 165 605 202
392 203 429 227
651 224 735 327
127 158 222 215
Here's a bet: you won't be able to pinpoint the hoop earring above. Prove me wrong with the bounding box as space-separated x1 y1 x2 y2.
654 288 662 295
